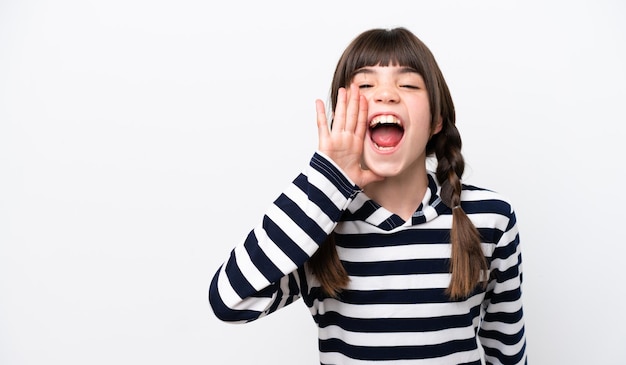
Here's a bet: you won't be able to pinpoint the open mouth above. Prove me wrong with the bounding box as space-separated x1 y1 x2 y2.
369 115 404 150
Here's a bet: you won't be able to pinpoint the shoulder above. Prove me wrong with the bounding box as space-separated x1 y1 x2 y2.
460 184 519 239
460 183 515 218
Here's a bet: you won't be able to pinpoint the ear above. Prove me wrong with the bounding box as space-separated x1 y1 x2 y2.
432 115 443 135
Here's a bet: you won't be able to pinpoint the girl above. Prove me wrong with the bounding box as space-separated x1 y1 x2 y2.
209 27 527 364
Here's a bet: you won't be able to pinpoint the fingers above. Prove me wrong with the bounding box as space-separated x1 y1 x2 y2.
315 99 330 145
315 89 381 188
333 85 366 134
332 88 347 131
343 84 360 132
354 94 368 138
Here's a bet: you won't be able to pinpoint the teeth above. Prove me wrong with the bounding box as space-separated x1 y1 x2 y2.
369 115 401 128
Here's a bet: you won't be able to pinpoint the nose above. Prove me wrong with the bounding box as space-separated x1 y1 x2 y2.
373 84 399 104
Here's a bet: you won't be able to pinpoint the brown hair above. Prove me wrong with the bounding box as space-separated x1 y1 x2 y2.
308 27 487 300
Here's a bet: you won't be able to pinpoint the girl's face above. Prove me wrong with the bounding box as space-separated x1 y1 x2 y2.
348 64 441 178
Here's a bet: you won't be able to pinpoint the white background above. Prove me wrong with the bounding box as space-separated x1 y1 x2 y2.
1 0 625 364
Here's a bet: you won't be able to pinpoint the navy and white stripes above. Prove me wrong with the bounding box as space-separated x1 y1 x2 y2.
209 152 526 364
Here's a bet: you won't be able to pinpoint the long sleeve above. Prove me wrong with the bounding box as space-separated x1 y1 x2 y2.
478 208 527 364
209 152 361 323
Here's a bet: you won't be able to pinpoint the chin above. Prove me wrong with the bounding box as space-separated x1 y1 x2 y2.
362 157 406 177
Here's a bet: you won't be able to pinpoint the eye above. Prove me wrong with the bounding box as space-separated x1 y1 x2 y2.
358 84 373 89
400 84 420 89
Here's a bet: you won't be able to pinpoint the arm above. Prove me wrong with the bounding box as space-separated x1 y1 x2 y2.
210 85 382 323
479 208 527 365
209 152 362 323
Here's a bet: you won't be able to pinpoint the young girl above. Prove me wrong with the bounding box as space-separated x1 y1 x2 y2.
209 27 527 364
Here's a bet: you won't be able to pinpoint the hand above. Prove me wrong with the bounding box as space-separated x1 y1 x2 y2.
315 84 384 188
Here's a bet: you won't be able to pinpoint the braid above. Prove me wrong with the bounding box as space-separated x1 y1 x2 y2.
308 233 349 298
435 123 488 300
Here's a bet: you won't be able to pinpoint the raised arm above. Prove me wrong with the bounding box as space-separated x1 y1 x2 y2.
209 85 380 322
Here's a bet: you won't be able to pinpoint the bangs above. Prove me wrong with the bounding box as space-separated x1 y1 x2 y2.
345 29 426 78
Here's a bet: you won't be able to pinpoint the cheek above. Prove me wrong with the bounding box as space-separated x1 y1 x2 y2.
409 100 432 120
357 88 375 100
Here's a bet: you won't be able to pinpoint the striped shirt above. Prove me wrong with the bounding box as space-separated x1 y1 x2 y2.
209 152 527 364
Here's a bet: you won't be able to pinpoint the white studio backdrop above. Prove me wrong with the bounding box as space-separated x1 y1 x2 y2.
1 0 625 364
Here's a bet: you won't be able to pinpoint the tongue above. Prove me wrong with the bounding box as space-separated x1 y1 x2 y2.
371 125 403 147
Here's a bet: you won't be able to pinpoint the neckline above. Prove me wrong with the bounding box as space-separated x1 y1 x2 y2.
342 172 448 231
